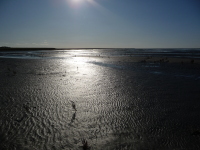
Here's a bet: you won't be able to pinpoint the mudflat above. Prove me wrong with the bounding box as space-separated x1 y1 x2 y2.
0 51 200 149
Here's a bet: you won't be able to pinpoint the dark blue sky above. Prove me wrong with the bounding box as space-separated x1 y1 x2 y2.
0 0 200 48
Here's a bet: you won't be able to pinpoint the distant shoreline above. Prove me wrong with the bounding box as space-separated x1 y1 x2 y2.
1 47 200 53
0 47 57 51
0 47 117 51
0 47 134 51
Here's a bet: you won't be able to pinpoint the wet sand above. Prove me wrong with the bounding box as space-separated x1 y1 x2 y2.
0 55 200 149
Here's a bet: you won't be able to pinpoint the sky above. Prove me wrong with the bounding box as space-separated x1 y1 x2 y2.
0 0 200 48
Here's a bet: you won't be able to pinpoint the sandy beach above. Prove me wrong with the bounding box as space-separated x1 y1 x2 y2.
0 49 200 149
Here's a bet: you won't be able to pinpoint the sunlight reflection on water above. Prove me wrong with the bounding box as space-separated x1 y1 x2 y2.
1 48 200 59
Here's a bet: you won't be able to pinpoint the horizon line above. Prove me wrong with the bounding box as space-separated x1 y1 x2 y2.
1 46 200 49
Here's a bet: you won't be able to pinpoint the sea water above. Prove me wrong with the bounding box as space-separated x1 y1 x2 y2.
0 48 200 59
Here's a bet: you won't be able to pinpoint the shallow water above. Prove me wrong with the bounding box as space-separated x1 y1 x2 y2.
0 49 200 149
1 48 200 59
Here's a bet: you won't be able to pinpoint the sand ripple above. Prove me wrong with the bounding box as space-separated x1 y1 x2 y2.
0 58 200 149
